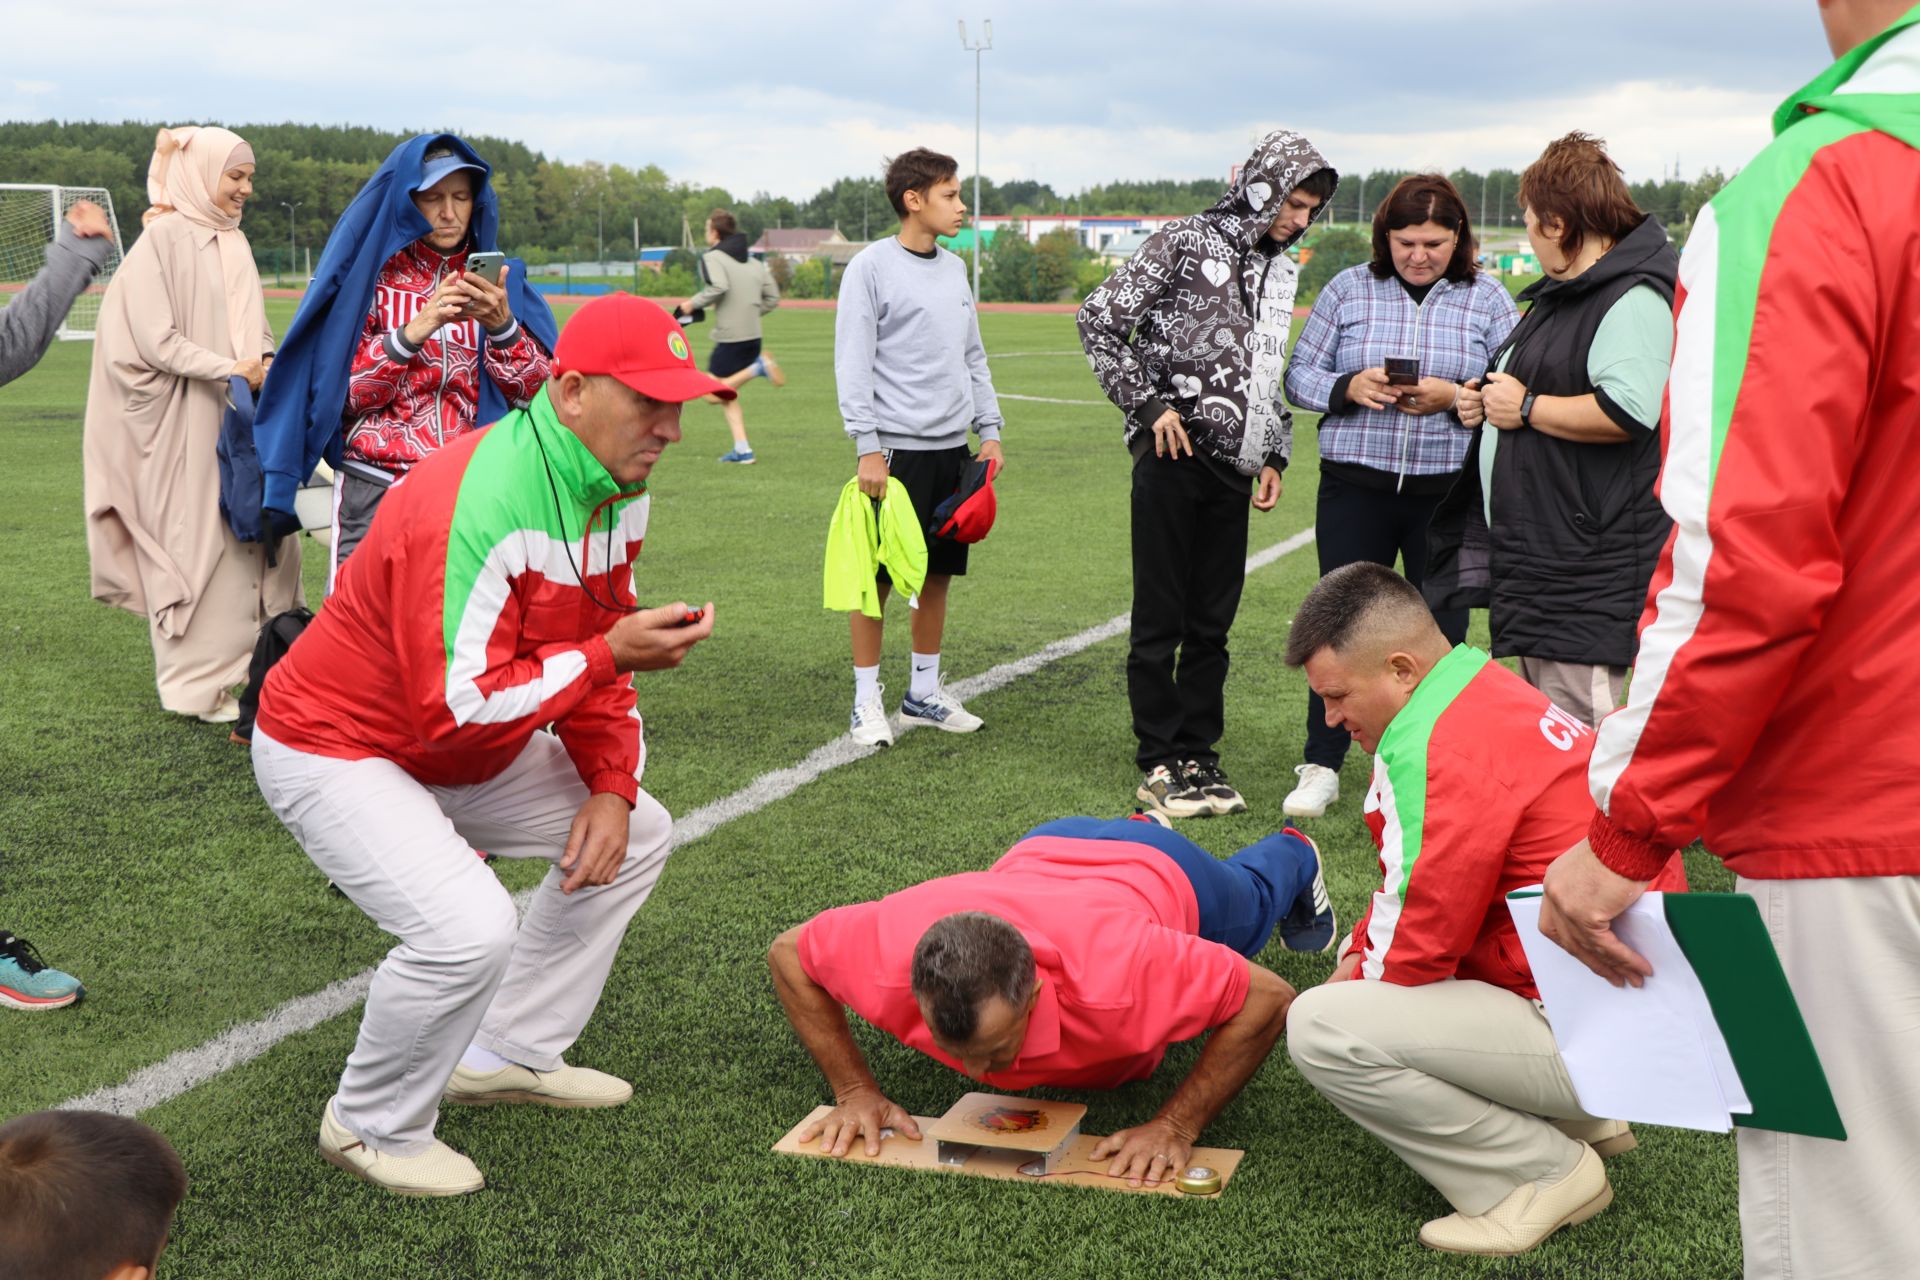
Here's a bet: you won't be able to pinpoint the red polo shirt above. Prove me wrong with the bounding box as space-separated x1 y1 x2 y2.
796 835 1252 1090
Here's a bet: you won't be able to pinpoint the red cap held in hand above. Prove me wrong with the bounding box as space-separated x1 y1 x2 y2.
553 294 736 403
931 456 1000 544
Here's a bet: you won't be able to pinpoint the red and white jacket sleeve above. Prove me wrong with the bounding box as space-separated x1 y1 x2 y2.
1585 169 1874 879
1345 760 1521 984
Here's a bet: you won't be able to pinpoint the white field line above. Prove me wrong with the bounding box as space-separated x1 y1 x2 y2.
59 525 1317 1118
997 392 1105 406
985 350 1084 358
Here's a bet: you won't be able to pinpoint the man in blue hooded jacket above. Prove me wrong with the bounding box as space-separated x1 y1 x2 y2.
252 134 558 586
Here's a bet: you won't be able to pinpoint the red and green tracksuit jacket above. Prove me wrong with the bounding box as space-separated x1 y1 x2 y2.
258 386 649 802
1345 647 1686 1000
1587 7 1920 884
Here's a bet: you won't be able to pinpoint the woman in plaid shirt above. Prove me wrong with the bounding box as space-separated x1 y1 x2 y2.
1282 176 1517 820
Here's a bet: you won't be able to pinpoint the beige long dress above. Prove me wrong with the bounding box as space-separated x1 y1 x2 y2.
81 212 302 717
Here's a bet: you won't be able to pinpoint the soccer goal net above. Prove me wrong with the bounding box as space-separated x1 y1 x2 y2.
0 184 125 340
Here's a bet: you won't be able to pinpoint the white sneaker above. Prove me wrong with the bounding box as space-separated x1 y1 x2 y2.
899 687 983 733
851 684 895 747
318 1098 484 1197
444 1061 633 1109
1283 764 1340 818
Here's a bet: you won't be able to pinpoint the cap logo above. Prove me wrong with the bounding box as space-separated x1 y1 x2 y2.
668 332 689 362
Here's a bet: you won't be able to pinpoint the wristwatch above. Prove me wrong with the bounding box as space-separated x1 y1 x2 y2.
1519 392 1538 428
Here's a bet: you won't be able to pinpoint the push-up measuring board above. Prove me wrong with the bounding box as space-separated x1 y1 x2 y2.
772 1092 1244 1198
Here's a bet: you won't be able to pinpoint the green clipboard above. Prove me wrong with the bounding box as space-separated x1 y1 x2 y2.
1662 892 1846 1141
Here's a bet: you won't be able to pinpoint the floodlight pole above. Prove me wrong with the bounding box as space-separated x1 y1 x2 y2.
279 201 302 285
959 18 992 301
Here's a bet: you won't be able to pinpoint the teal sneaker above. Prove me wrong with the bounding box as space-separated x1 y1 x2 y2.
718 448 756 465
0 931 84 1010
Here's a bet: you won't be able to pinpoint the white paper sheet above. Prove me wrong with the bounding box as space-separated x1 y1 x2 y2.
1507 891 1750 1132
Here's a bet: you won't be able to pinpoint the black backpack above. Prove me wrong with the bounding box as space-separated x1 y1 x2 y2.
232 607 314 744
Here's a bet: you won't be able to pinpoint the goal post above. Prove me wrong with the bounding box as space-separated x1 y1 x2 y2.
0 183 126 340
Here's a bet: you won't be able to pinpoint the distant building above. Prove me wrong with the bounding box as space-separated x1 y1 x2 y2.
974 213 1183 252
1095 229 1154 264
753 226 852 263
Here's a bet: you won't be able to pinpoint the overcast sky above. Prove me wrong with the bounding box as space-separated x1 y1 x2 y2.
5 0 1831 197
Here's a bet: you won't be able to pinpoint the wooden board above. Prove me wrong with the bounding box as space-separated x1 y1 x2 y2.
925 1092 1086 1154
772 1105 1245 1198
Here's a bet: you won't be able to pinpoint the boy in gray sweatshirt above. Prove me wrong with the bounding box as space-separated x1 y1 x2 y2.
834 147 1005 746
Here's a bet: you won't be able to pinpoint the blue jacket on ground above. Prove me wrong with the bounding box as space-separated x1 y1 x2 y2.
251 133 558 515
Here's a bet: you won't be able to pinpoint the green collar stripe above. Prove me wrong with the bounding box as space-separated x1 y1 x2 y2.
1707 6 1920 491
1377 646 1488 903
440 387 643 664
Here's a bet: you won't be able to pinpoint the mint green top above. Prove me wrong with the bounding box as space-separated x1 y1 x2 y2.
1481 283 1674 527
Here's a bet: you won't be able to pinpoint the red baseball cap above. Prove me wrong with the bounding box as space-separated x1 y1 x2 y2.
552 294 736 402
931 456 1000 543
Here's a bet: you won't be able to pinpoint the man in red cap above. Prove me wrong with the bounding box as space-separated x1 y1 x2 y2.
251 294 725 1196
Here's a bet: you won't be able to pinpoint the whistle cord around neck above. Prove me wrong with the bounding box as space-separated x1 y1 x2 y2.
529 417 644 615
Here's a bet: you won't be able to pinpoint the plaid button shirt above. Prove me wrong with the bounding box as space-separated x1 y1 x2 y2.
1285 267 1519 478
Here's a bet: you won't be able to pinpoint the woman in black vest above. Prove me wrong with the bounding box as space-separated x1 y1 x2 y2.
1426 133 1678 726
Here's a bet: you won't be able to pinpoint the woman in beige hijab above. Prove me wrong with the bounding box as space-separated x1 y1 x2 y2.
83 126 302 723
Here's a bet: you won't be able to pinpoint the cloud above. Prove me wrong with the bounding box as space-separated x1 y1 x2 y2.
1 0 1827 197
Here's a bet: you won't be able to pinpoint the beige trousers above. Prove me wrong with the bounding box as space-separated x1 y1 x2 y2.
1737 875 1920 1280
150 526 302 715
1517 656 1627 729
1287 977 1598 1215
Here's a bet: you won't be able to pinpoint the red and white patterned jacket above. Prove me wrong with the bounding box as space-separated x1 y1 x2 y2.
342 240 551 476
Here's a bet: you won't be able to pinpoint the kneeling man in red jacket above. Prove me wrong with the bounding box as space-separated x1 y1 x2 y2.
1283 564 1685 1257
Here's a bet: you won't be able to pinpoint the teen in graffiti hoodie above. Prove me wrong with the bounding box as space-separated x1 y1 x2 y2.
1077 130 1337 817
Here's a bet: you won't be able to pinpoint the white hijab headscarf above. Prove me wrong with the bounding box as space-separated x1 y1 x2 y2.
143 125 265 361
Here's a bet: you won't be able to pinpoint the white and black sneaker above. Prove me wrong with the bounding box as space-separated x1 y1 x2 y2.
851 685 896 747
899 688 983 733
1136 764 1210 819
1184 760 1248 816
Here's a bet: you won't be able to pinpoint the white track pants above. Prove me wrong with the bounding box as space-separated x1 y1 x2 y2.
1737 875 1920 1280
252 729 672 1155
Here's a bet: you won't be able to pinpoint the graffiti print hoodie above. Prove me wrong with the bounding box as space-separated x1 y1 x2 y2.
1077 131 1335 480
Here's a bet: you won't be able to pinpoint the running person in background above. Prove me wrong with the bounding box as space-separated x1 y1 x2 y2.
674 208 782 464
835 148 1005 745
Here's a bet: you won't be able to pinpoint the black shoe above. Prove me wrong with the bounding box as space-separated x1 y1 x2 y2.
1183 760 1248 816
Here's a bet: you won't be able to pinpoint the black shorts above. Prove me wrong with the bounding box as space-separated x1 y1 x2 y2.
708 338 762 379
877 444 971 582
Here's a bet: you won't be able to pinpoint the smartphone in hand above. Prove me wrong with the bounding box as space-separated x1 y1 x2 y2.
1385 357 1421 387
466 251 506 286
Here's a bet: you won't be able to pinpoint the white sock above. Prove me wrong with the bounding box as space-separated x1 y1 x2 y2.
910 652 941 700
737 438 751 452
461 1044 513 1073
853 664 881 706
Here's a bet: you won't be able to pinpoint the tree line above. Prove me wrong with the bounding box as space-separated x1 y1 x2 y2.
0 121 1726 293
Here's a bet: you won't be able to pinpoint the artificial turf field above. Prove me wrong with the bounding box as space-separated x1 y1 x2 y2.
0 301 1739 1279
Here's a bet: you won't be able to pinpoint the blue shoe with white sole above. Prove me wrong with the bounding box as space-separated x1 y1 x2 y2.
1277 830 1339 953
719 448 756 464
0 931 84 1011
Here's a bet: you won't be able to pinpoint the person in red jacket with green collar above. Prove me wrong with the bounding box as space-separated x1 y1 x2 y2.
1282 563 1684 1257
1540 5 1920 1276
251 294 728 1197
